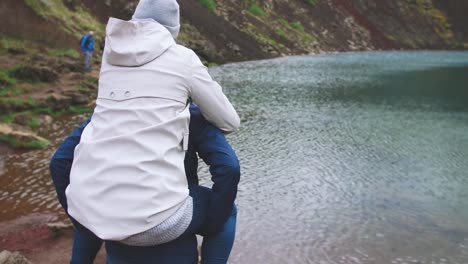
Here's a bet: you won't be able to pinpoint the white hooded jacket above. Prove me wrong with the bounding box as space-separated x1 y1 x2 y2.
66 18 240 240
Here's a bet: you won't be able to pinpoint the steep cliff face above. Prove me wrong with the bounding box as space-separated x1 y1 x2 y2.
1 0 467 63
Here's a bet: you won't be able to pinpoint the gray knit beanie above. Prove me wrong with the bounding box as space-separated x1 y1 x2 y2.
132 0 180 39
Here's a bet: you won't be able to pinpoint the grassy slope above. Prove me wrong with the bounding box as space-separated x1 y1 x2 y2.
23 0 104 39
2 0 466 63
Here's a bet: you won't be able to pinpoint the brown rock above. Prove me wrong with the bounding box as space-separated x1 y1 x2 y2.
44 93 72 110
59 62 83 73
0 214 57 257
227 42 241 53
13 114 31 126
190 40 220 62
71 93 90 104
62 90 91 104
6 48 27 56
0 154 5 176
36 115 53 125
10 66 59 83
87 100 97 108
0 123 49 148
63 0 77 11
0 98 29 113
70 73 84 81
0 251 31 264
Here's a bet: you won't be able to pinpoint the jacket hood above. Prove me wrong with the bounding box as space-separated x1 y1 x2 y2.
105 17 175 67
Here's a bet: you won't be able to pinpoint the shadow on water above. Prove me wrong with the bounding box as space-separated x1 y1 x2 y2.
375 197 468 245
324 66 468 112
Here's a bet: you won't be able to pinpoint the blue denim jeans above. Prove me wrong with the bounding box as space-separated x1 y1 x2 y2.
103 185 237 264
71 222 103 264
182 185 238 264
200 205 237 264
105 234 198 264
84 51 93 72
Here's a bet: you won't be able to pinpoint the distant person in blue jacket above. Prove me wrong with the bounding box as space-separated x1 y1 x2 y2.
49 104 240 264
79 31 95 72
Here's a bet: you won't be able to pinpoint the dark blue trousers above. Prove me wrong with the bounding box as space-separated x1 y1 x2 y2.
71 185 237 264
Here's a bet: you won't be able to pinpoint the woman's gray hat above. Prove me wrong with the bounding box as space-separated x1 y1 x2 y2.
132 0 180 39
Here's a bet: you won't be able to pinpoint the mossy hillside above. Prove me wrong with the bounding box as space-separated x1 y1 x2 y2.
0 46 97 149
199 0 217 11
424 8 455 44
0 36 38 53
406 0 455 45
0 34 82 60
188 0 466 61
1 0 466 68
48 48 80 59
23 0 104 39
228 1 319 53
275 19 317 46
239 22 282 52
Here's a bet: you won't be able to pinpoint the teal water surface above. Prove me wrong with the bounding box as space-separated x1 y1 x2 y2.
204 51 468 264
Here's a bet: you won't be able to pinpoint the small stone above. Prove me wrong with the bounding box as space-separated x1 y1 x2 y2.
0 251 31 264
87 100 96 108
14 114 32 126
227 43 241 53
45 93 72 110
0 123 49 149
59 62 83 73
36 115 53 125
70 93 89 104
6 48 26 56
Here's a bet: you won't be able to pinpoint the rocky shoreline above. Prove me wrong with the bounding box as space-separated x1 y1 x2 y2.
0 47 98 150
0 214 106 264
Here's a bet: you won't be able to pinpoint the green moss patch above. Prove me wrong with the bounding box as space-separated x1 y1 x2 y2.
240 23 282 49
291 22 305 33
0 98 24 107
0 113 16 124
248 3 265 17
199 0 217 11
0 35 37 52
24 139 50 149
68 105 92 114
48 48 80 59
28 118 41 128
0 135 50 149
306 0 318 7
273 18 316 47
0 70 17 87
32 107 63 117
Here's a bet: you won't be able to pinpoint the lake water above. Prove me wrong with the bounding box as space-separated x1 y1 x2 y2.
1 51 468 263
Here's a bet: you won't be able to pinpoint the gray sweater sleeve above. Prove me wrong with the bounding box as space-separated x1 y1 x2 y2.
188 51 240 133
